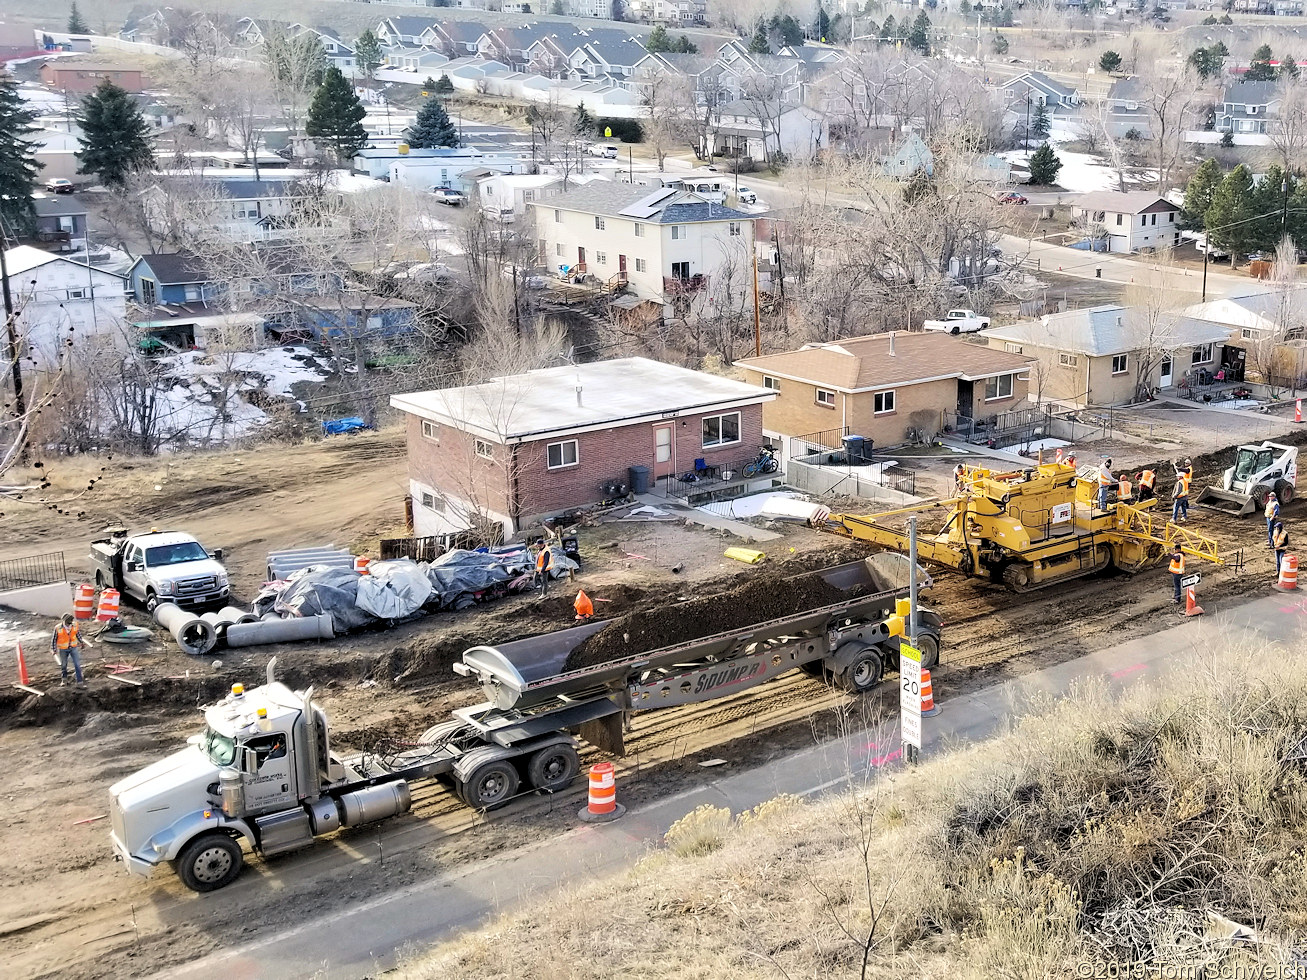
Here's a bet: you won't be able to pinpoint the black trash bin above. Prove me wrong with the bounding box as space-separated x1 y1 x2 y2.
842 435 869 464
627 465 651 495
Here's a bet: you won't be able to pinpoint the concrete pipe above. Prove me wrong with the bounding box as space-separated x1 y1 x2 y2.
153 602 218 657
260 611 282 622
217 605 260 626
225 613 335 648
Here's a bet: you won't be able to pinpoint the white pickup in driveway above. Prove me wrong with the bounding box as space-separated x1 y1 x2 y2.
923 309 991 334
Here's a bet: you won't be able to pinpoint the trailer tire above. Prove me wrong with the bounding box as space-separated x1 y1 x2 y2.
460 760 519 810
1276 480 1294 506
913 631 941 670
176 832 243 892
527 744 580 793
799 661 826 679
840 647 884 694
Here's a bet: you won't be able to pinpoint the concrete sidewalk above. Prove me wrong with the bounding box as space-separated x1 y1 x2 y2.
164 592 1306 980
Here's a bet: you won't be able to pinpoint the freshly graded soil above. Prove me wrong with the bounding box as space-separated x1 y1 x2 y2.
563 569 871 672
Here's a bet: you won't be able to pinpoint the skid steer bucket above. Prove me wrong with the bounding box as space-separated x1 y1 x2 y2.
1194 485 1256 517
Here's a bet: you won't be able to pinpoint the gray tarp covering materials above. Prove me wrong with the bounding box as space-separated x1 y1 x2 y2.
273 565 374 633
425 549 518 610
356 559 433 620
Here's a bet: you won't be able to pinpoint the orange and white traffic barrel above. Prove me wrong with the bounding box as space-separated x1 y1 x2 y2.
73 583 96 620
577 761 625 823
96 588 121 621
1276 555 1299 592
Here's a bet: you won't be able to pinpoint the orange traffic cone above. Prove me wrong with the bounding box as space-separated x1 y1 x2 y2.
1184 585 1204 617
15 641 30 687
920 669 941 716
578 761 625 823
574 589 594 620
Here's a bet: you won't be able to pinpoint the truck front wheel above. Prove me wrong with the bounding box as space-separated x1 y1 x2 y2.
176 832 243 892
145 590 159 612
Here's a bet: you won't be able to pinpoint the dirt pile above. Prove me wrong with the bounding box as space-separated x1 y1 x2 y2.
563 568 874 672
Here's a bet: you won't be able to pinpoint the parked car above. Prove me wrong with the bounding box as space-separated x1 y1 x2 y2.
590 143 619 159
1195 237 1231 259
396 262 456 284
996 191 1028 205
736 186 757 204
432 186 465 206
482 205 515 224
44 178 74 194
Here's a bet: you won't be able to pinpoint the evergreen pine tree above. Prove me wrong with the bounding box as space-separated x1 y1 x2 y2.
1206 164 1256 264
908 12 931 55
748 24 770 54
0 76 40 234
1251 164 1295 250
75 80 154 186
68 1 89 33
817 5 831 41
575 101 594 134
1282 54 1300 80
880 15 896 43
354 29 383 83
646 25 671 53
306 67 368 160
1031 100 1051 140
405 97 457 148
1027 143 1062 185
674 35 697 54
434 74 454 94
1099 50 1122 73
1245 44 1277 81
1182 158 1223 230
551 0 563 12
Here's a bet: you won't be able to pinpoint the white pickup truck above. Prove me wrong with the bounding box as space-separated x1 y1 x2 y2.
90 528 230 611
922 309 992 334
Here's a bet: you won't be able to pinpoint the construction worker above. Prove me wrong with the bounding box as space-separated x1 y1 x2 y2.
1172 468 1191 523
1265 493 1281 550
1169 546 1185 604
1274 520 1290 574
1117 474 1132 504
1097 458 1114 512
1137 468 1156 502
51 613 85 686
1174 457 1193 481
534 545 553 597
574 590 594 620
953 463 967 494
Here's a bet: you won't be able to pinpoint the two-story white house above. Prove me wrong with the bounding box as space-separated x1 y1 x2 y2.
1069 191 1181 254
3 245 127 363
145 176 341 244
530 184 757 315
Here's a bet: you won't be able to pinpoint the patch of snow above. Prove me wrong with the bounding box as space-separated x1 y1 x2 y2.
1020 437 1072 452
699 491 800 519
1000 144 1158 195
435 238 465 256
1212 399 1263 409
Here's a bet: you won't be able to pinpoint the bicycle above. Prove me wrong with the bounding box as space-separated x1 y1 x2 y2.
742 446 780 477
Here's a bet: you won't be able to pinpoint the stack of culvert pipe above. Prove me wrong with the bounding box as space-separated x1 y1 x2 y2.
153 602 218 656
201 607 262 641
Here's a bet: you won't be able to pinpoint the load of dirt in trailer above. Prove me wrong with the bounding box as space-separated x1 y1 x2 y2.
563 565 883 672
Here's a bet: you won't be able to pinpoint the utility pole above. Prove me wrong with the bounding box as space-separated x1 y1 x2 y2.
0 244 27 424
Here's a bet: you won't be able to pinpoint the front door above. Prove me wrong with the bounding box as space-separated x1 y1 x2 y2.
1159 356 1173 389
577 246 586 268
956 379 974 420
242 731 297 814
618 254 627 279
652 423 675 479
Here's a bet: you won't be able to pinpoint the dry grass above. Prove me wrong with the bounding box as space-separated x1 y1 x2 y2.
398 629 1307 979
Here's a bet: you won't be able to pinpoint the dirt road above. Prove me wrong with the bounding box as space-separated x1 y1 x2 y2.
0 431 1298 979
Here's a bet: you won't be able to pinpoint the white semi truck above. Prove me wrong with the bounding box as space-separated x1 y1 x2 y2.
109 558 940 892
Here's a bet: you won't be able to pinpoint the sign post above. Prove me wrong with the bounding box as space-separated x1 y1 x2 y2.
900 642 922 761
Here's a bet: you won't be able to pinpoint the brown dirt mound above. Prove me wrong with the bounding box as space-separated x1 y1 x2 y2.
563 567 876 673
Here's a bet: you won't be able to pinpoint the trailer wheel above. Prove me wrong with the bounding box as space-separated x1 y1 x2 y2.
913 632 941 670
527 744 579 793
176 832 243 893
799 661 826 679
460 760 519 810
1276 480 1294 506
841 648 884 694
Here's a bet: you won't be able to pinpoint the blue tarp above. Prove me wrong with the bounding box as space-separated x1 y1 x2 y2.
323 417 370 435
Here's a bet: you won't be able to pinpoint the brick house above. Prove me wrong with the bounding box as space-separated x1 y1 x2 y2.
39 61 146 93
391 357 776 537
737 332 1034 454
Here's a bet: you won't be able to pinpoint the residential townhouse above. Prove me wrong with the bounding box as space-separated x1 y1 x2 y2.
144 176 341 244
1103 77 1152 139
530 184 757 312
1002 70 1080 110
627 0 708 23
1069 192 1180 254
568 33 650 80
376 17 439 48
709 100 828 162
425 22 489 58
2 245 127 362
1215 80 1282 136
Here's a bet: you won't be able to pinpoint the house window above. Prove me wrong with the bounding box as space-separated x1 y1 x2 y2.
1059 353 1079 367
420 491 444 512
546 439 579 469
701 411 741 448
66 288 86 299
1093 210 1106 222
763 375 781 390
596 251 607 265
1168 212 1175 223
556 243 564 257
141 278 156 304
1150 214 1157 226
1242 328 1255 340
671 225 687 240
183 285 202 302
1004 342 1024 354
1111 354 1129 375
595 216 606 230
729 222 742 237
554 209 562 222
635 257 647 272
421 419 439 441
874 390 896 414
474 439 494 460
1115 214 1123 226
816 388 836 407
986 373 1015 400
634 222 645 237
1192 343 1214 365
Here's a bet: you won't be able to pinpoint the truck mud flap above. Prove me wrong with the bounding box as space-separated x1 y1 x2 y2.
577 713 624 756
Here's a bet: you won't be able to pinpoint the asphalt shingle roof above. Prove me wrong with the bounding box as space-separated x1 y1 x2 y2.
135 252 211 285
1221 80 1280 105
540 184 753 224
33 195 87 217
980 305 1232 357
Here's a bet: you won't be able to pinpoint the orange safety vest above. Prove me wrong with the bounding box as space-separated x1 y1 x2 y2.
1176 475 1190 497
1098 468 1112 487
1139 470 1155 489
55 624 79 650
1275 528 1289 550
1266 497 1280 519
535 549 550 571
1169 554 1185 575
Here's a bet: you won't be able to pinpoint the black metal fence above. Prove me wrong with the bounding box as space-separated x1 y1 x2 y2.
944 408 1050 449
0 551 66 593
789 425 850 463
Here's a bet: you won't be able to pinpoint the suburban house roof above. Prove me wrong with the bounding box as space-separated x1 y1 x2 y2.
1221 80 1280 105
1 244 125 279
536 184 753 224
132 251 211 285
1106 77 1147 103
158 177 298 199
1005 70 1077 101
1071 191 1176 214
390 356 775 442
33 195 87 217
1184 290 1305 334
382 16 438 37
435 21 488 44
738 332 1034 392
980 305 1233 357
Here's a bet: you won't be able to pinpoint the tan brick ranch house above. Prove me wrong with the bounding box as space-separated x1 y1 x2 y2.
391 357 776 538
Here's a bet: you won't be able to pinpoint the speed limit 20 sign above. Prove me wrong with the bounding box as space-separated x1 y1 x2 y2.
900 642 922 750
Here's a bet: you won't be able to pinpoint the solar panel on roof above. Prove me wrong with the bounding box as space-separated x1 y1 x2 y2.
618 187 678 218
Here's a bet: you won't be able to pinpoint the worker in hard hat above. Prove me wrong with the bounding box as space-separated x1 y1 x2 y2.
1265 493 1281 550
953 463 967 495
1168 546 1185 604
534 545 553 597
51 613 85 686
1274 521 1290 574
1172 467 1191 524
1136 468 1156 502
1097 458 1114 512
